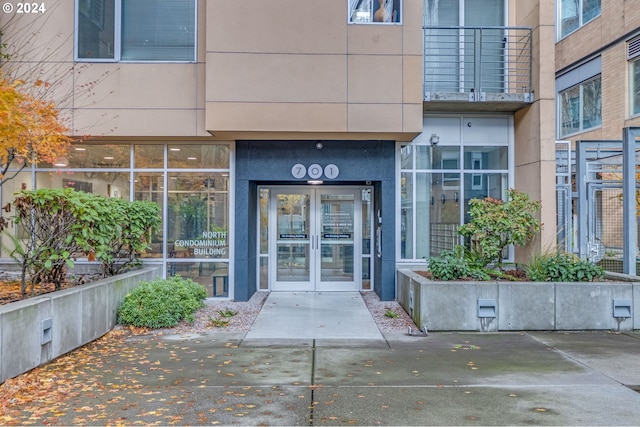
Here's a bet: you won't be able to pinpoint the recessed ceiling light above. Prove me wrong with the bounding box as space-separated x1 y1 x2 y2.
169 148 181 152
74 147 86 151
187 157 197 160
104 156 114 160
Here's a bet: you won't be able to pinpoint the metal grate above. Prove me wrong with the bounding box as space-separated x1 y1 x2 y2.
628 36 640 60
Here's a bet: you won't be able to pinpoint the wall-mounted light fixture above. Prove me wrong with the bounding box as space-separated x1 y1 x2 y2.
316 142 323 150
430 134 440 145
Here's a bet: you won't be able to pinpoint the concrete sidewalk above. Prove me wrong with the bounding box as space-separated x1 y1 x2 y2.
244 291 384 343
4 330 640 426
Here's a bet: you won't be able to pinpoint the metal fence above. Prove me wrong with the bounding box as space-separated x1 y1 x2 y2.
556 136 640 274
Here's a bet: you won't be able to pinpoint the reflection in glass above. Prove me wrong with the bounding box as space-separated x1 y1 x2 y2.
320 192 354 282
135 145 164 168
135 172 164 258
0 172 32 257
361 188 371 255
463 147 507 170
259 188 269 253
401 172 413 259
362 257 371 290
632 60 640 116
168 261 228 298
260 257 269 290
276 193 310 282
277 243 310 281
50 144 132 169
416 145 433 169
432 146 460 170
464 172 507 221
167 172 229 259
168 144 230 169
416 173 430 259
430 172 460 256
400 144 413 169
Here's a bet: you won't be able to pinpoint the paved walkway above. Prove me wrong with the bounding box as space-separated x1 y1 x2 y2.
4 292 640 425
244 291 384 343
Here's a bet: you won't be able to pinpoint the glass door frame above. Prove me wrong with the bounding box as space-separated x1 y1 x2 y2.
265 185 371 292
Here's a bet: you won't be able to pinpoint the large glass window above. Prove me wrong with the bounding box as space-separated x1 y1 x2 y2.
77 0 196 61
559 75 602 138
558 0 601 39
424 0 506 93
400 133 510 261
1 142 232 298
631 59 640 117
349 0 401 24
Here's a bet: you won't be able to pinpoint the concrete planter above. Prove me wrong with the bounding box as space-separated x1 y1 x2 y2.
397 268 639 332
0 266 161 384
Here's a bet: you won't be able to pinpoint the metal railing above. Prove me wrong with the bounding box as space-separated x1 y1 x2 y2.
424 26 533 101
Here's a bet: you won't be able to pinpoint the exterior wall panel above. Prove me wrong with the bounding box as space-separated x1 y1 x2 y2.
206 0 423 140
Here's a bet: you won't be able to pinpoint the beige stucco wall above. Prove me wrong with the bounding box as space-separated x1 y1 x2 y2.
205 0 423 141
510 0 557 260
0 1 208 138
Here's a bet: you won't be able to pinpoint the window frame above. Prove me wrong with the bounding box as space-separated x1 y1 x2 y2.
348 0 402 25
629 37 640 118
75 0 197 63
556 0 601 41
396 115 513 263
631 59 640 118
557 74 602 138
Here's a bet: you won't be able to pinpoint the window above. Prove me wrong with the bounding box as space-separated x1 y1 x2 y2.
399 129 510 261
424 0 506 93
558 0 601 39
349 0 401 24
631 60 640 116
76 0 196 62
629 38 640 117
559 75 602 137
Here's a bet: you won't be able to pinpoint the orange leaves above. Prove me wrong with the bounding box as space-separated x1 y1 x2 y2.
0 72 71 182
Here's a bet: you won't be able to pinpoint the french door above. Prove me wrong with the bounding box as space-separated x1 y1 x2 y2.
269 187 363 291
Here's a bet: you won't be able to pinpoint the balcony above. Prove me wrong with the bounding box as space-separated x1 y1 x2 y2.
423 26 534 112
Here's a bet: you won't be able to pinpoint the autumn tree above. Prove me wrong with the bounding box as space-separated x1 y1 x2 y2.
0 73 71 186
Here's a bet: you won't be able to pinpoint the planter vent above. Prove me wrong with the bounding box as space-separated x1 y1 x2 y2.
613 298 632 318
477 299 497 318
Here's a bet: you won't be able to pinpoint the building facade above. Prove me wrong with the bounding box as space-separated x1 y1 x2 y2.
0 0 555 301
555 0 640 269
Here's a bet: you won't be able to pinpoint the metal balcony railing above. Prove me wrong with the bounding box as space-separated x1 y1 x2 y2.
424 26 533 104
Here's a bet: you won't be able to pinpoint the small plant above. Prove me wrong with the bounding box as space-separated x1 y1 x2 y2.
207 316 230 328
525 252 604 282
384 309 400 318
427 246 490 281
117 276 207 328
217 309 238 318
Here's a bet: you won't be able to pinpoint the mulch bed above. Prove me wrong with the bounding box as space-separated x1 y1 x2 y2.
0 274 103 305
415 269 532 281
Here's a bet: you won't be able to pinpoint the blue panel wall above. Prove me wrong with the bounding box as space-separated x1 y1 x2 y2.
235 140 396 301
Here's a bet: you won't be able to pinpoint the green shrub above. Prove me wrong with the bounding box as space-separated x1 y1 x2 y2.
10 188 161 295
117 276 207 328
526 253 604 282
458 189 541 270
428 246 490 281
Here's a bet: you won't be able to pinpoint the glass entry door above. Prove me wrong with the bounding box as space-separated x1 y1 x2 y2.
269 187 361 291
